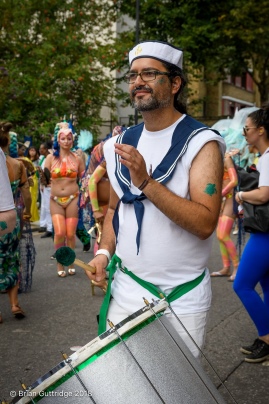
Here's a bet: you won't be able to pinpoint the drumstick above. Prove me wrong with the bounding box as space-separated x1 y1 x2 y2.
55 246 96 273
73 258 96 273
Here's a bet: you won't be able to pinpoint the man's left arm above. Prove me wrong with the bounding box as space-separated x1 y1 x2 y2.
146 141 223 239
115 140 223 239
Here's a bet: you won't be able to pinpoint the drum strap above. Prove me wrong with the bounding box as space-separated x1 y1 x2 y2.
98 254 205 335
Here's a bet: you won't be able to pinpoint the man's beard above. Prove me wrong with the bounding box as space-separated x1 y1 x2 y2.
131 87 171 111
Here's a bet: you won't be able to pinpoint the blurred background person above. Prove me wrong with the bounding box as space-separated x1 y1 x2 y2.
0 122 31 321
87 127 123 240
74 146 92 253
17 142 27 157
38 142 53 237
26 146 40 222
0 143 17 324
248 144 260 167
211 150 239 281
234 105 269 363
27 145 40 165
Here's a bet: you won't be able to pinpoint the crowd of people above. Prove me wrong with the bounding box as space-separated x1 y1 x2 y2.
0 120 110 322
1 40 269 367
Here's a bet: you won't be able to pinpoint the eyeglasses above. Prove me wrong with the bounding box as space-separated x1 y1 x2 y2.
124 70 171 84
243 126 257 135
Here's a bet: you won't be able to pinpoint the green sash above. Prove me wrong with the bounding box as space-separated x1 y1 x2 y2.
98 254 206 335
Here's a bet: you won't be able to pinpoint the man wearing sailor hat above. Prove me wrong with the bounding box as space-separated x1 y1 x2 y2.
88 40 225 359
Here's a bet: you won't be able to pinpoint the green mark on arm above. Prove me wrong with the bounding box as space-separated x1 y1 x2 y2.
204 183 217 196
0 221 8 231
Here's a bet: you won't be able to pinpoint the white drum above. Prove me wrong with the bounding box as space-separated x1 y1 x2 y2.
11 300 226 404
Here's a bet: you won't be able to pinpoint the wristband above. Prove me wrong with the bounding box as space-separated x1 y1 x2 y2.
238 191 243 202
95 249 111 264
138 176 151 191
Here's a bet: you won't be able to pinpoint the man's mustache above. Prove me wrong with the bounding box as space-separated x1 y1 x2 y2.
131 86 153 96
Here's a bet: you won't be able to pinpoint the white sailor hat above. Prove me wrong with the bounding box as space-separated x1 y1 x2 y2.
129 40 183 69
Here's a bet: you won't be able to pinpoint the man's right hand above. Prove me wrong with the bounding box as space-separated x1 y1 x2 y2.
87 255 107 282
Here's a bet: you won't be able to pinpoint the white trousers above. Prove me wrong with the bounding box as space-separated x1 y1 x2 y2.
107 298 208 359
39 187 52 232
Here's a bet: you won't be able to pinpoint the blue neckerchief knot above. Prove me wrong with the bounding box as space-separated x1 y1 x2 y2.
112 116 220 254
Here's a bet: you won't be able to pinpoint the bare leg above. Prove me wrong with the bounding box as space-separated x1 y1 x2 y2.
7 284 25 318
52 213 67 276
212 215 238 278
65 198 79 275
50 199 67 276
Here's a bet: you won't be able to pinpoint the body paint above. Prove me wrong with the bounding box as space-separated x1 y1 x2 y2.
204 183 217 196
0 221 8 231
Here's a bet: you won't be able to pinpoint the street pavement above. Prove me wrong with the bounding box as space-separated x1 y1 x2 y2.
0 226 268 403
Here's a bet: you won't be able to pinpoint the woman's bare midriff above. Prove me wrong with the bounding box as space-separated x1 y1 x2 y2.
51 177 79 197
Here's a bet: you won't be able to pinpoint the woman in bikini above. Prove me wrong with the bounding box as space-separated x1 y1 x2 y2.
44 127 85 277
211 151 239 281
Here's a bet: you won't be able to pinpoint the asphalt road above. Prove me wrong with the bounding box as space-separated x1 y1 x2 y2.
0 226 268 403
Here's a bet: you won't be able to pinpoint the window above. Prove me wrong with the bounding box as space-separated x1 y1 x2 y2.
224 72 253 91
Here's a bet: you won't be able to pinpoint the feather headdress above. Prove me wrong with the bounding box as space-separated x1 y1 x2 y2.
9 131 18 157
77 130 93 152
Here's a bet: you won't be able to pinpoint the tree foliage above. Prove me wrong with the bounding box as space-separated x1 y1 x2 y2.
0 0 118 141
1 0 268 142
116 0 269 103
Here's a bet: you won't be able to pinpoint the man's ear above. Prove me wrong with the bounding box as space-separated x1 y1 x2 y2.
172 76 182 93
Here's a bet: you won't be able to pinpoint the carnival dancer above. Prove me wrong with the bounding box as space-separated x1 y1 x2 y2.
86 133 112 232
44 124 85 277
87 126 124 294
87 41 225 358
88 127 124 255
211 151 239 281
75 130 94 253
0 122 32 321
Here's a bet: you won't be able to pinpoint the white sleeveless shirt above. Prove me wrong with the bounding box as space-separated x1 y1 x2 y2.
0 148 15 211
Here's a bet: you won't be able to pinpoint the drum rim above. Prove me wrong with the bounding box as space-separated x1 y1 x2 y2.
30 361 66 389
